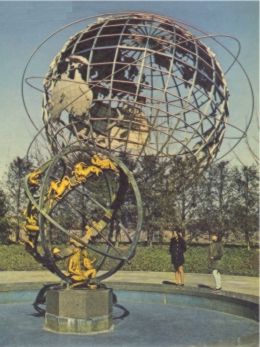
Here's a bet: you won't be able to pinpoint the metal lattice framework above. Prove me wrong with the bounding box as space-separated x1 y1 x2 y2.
23 144 142 285
42 12 229 171
19 12 253 288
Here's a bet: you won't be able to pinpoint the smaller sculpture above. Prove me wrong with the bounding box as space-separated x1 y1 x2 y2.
91 154 118 172
28 169 42 186
19 204 40 248
48 176 72 200
68 247 97 287
72 162 102 183
68 227 97 288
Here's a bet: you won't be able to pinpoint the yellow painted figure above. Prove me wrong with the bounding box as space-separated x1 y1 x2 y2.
25 214 39 232
23 205 39 232
82 249 97 278
72 162 102 183
17 205 40 248
91 154 118 172
68 246 97 282
48 175 71 199
28 169 42 186
47 156 116 203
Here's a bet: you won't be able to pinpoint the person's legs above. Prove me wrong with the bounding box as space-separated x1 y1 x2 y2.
212 269 222 289
179 265 184 285
175 270 180 284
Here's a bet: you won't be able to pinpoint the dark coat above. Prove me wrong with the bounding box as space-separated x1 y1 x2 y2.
169 236 186 269
208 241 224 270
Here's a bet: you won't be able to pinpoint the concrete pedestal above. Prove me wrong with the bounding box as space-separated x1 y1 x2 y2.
44 288 113 334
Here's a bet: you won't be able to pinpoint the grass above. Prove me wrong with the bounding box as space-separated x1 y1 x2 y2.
0 244 258 276
0 244 44 271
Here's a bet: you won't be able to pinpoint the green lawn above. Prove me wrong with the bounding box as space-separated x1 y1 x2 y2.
0 244 258 276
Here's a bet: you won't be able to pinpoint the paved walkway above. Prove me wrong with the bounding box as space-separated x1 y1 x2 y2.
0 271 258 297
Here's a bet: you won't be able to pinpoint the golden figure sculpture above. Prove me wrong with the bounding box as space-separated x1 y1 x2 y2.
67 226 97 287
47 155 116 203
92 211 112 233
72 162 102 183
25 214 39 232
82 249 97 277
28 169 42 186
83 223 96 241
68 246 97 284
81 210 113 244
48 175 72 199
91 154 118 172
16 206 40 248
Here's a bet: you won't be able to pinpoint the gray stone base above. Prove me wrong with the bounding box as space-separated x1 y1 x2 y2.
44 288 113 334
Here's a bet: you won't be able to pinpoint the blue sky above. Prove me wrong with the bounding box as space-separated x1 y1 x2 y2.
0 1 258 177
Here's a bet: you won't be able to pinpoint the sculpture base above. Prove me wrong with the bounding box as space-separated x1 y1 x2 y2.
44 288 113 334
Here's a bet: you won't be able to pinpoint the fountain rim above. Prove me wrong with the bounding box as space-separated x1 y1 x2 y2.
0 280 258 309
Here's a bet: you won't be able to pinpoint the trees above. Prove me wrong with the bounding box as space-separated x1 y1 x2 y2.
176 163 259 244
191 162 237 238
136 156 168 245
136 158 259 245
231 165 259 249
136 156 199 243
1 152 258 246
5 157 32 242
0 187 10 243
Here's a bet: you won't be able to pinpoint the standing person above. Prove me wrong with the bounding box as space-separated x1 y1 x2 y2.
208 233 224 290
169 229 187 286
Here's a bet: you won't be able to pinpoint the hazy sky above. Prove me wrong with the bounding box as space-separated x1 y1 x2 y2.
0 1 259 178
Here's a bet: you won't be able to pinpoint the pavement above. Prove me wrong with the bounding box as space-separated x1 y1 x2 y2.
0 271 258 297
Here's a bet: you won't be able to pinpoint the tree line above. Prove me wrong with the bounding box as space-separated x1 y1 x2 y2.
135 158 259 248
0 156 258 249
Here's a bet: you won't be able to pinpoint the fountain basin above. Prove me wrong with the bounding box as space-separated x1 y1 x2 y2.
0 282 258 347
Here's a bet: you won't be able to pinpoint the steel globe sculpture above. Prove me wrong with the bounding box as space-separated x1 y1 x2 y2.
20 12 252 291
42 12 229 172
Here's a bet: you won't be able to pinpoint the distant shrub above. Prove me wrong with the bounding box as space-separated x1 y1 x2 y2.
0 244 258 276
